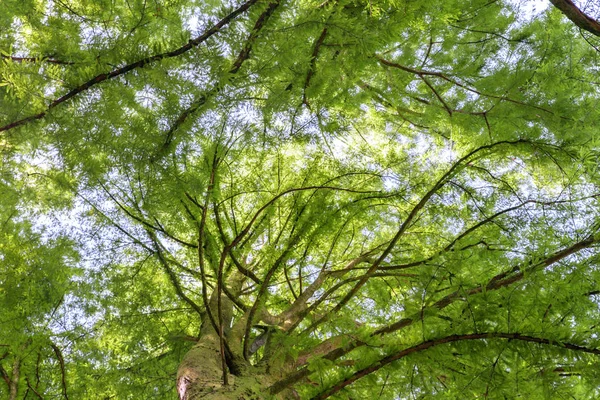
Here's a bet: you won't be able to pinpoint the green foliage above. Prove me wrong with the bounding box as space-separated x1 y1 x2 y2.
2 0 600 399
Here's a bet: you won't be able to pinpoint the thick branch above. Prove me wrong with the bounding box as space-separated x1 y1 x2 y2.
231 185 379 252
161 0 280 150
278 252 373 327
382 233 598 332
216 237 230 383
231 0 280 74
197 151 232 386
313 332 600 399
436 235 597 309
379 198 580 271
304 140 530 334
303 27 328 107
51 343 68 400
549 0 600 36
1 55 74 65
242 234 302 359
0 0 260 133
148 231 205 317
0 353 9 387
282 247 387 333
270 230 598 394
376 55 558 116
8 356 19 400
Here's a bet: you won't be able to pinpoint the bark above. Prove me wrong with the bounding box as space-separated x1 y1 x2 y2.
176 332 235 399
176 288 297 399
8 356 19 400
176 272 280 399
176 328 291 399
549 0 600 36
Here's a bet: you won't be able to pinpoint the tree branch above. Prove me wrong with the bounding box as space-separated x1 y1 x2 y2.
231 0 280 74
303 140 531 335
0 0 261 133
195 151 232 385
549 0 600 36
25 377 44 399
1 55 74 65
160 0 280 150
303 27 328 108
313 332 600 399
242 233 302 360
379 198 583 271
376 55 559 116
420 75 452 116
281 248 384 332
0 352 9 387
230 185 379 252
212 202 262 284
147 231 204 318
51 343 68 400
8 356 19 400
100 182 197 248
270 227 598 394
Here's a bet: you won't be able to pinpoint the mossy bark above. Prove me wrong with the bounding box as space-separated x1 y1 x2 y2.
176 278 295 400
176 332 291 399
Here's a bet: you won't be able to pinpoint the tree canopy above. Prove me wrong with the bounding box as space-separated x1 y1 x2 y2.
2 0 600 398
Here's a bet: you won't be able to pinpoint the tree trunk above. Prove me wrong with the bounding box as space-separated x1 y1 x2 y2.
8 356 19 400
176 332 280 400
176 281 289 400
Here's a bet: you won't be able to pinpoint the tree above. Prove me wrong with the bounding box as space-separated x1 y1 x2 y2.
2 0 600 398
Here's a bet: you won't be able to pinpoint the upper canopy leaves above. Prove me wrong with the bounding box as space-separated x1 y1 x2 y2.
2 0 600 399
